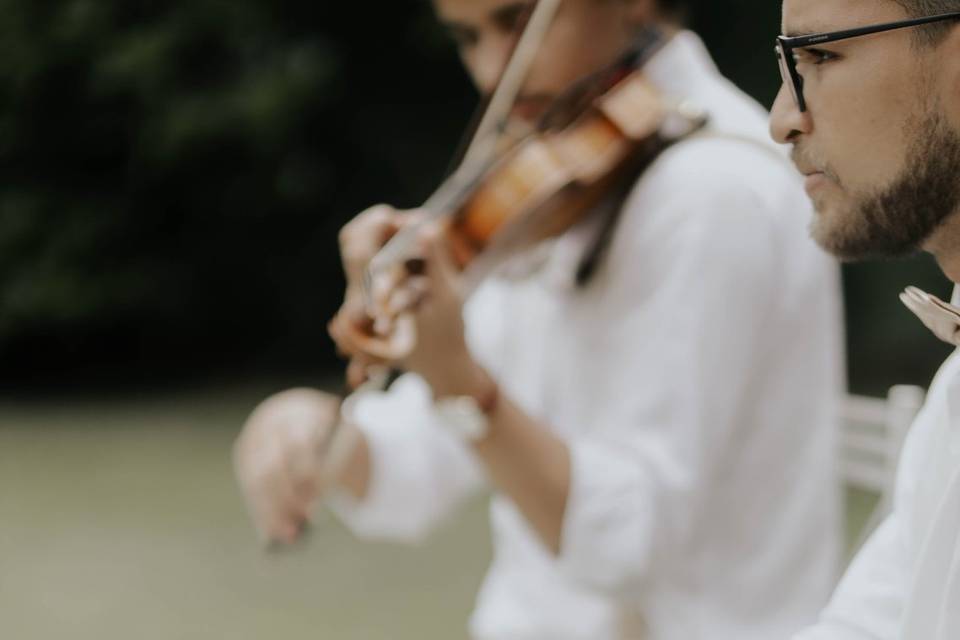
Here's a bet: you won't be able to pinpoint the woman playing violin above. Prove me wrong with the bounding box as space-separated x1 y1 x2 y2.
234 1 844 638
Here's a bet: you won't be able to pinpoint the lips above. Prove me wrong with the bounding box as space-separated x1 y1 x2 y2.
790 148 825 177
511 101 543 121
794 163 823 178
796 164 831 190
509 93 554 122
802 172 830 196
511 101 548 123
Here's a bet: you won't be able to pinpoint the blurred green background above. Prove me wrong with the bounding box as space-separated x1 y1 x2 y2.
0 384 491 639
0 1 954 638
0 0 953 393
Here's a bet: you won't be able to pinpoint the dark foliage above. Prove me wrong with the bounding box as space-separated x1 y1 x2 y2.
0 0 473 387
0 0 950 394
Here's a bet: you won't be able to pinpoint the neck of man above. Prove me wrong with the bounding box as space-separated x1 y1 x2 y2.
925 211 960 284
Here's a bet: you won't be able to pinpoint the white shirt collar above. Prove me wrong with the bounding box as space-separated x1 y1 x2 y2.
900 285 960 346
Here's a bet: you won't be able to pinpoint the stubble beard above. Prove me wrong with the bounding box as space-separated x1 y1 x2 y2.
810 108 960 262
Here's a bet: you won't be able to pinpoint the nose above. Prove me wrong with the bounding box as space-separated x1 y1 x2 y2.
464 34 513 96
769 83 812 144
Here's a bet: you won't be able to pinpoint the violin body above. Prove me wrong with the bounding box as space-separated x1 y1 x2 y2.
450 70 693 269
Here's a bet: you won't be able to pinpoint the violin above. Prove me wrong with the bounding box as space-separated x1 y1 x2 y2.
334 0 708 369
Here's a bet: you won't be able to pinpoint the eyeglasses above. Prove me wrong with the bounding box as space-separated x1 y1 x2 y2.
775 11 960 112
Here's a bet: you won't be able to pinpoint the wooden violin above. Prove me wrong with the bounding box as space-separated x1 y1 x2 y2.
335 0 708 368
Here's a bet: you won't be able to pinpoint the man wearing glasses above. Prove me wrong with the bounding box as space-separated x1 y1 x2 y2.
771 2 960 639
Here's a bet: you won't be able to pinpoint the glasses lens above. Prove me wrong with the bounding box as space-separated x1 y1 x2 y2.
775 42 801 109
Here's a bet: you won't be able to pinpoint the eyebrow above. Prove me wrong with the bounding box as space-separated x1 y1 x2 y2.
490 1 533 30
782 25 834 38
439 18 472 35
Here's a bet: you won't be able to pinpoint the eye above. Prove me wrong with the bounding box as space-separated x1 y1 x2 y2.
492 2 534 35
794 47 839 66
446 25 478 49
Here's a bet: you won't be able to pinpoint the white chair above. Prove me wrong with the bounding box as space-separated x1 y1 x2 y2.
839 385 925 543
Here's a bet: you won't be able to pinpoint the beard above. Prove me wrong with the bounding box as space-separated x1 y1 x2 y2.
810 109 960 261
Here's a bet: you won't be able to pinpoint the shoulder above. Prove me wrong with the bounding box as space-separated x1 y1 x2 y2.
604 134 823 297
643 134 797 200
617 135 806 244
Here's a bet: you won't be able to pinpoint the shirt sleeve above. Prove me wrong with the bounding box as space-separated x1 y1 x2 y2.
792 514 906 640
555 140 802 594
327 373 487 543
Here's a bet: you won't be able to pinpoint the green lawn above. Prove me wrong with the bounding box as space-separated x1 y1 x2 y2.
0 383 489 640
0 384 877 640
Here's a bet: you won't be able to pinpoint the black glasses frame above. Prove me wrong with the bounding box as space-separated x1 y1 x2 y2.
776 11 960 112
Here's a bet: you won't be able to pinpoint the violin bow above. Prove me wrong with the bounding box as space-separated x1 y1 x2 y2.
458 0 563 169
363 0 564 308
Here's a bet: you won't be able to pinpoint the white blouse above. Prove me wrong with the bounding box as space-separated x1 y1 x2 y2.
331 32 844 640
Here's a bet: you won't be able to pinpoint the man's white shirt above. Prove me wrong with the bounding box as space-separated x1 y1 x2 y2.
330 32 844 640
796 292 960 640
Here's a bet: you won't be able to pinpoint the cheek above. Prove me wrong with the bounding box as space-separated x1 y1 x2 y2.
815 78 913 191
824 43 922 185
460 33 515 95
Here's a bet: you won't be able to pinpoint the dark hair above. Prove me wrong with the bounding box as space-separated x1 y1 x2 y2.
656 0 691 25
893 0 960 45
